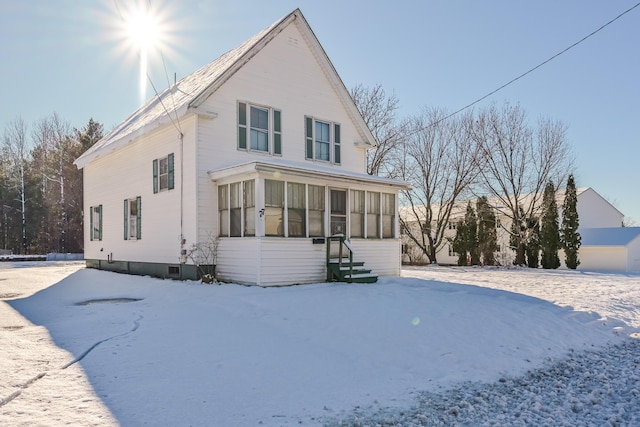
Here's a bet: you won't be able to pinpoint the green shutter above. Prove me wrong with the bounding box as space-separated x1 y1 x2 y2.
305 117 313 159
136 196 142 240
238 102 247 149
168 153 175 190
153 159 159 193
334 124 341 164
89 206 94 241
124 199 128 240
98 205 103 241
274 110 282 155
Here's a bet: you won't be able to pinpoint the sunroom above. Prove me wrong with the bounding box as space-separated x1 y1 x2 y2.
208 159 408 286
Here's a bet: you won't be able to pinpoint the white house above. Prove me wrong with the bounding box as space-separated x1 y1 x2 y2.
401 187 625 267
74 9 408 286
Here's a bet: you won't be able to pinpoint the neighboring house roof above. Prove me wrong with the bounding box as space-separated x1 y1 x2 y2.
208 158 410 189
580 227 640 247
75 8 375 169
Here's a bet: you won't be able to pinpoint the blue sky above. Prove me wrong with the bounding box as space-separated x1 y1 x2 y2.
1 1 638 222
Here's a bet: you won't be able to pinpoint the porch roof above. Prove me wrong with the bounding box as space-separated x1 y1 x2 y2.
207 159 410 189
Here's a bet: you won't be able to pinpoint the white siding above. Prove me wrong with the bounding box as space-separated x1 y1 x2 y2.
577 188 623 228
83 122 195 264
578 247 627 271
350 239 402 276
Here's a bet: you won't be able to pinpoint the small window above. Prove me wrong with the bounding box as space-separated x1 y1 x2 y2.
153 154 174 193
90 205 102 241
124 197 141 240
287 183 306 237
305 117 341 164
382 193 395 238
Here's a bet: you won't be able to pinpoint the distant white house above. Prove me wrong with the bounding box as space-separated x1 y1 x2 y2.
74 9 408 285
401 187 628 269
578 227 640 272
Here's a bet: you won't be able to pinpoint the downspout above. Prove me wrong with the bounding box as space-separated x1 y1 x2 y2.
180 131 185 271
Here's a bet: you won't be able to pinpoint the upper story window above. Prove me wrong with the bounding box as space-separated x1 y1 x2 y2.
238 102 282 155
305 117 341 164
153 153 174 193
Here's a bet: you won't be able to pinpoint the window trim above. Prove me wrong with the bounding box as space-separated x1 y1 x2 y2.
305 116 341 165
124 196 141 240
90 205 102 241
153 153 174 193
238 101 282 156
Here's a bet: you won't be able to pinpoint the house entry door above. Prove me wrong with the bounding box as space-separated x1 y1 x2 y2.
330 189 347 236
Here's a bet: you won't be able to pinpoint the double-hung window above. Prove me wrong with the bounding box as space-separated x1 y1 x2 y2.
287 183 306 237
367 192 380 238
89 205 102 241
124 196 141 240
305 117 341 164
381 193 395 238
308 185 325 237
238 102 282 155
153 153 174 193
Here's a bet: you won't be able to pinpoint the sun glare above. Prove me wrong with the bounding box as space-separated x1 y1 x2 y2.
126 9 160 51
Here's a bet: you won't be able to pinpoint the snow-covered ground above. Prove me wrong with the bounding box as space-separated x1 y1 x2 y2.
1 262 639 426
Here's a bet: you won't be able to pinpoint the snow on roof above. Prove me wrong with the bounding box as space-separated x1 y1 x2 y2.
75 8 375 169
208 158 410 188
580 227 640 247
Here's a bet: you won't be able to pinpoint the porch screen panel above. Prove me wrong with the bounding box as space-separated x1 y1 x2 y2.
382 193 395 238
218 185 229 237
244 180 255 237
265 180 284 236
367 191 380 238
230 182 242 237
287 182 306 237
308 185 325 237
350 190 364 238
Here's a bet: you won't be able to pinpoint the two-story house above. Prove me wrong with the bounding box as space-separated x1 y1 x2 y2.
74 9 408 286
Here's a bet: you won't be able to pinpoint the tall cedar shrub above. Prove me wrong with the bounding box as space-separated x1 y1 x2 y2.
451 219 468 266
466 202 480 265
540 182 561 269
561 174 581 269
476 196 498 266
525 218 540 268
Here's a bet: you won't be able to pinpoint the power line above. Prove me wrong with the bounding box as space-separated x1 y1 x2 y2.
112 0 183 136
416 1 640 132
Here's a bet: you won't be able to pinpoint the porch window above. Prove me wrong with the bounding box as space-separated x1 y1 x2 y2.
219 181 255 237
382 193 395 238
238 102 282 155
367 192 380 238
305 117 341 164
308 185 325 237
244 180 255 237
350 190 364 238
218 185 229 237
153 153 174 193
287 182 306 237
124 196 141 240
265 180 284 236
90 205 102 241
230 182 242 237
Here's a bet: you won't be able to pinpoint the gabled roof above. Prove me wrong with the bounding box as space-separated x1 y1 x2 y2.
75 9 375 169
580 227 640 247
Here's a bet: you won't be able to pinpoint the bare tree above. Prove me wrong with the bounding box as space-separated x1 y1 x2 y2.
472 102 573 265
2 117 31 253
397 107 480 264
350 83 407 176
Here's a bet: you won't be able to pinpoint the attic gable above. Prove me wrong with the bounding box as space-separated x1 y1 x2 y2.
74 8 374 169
